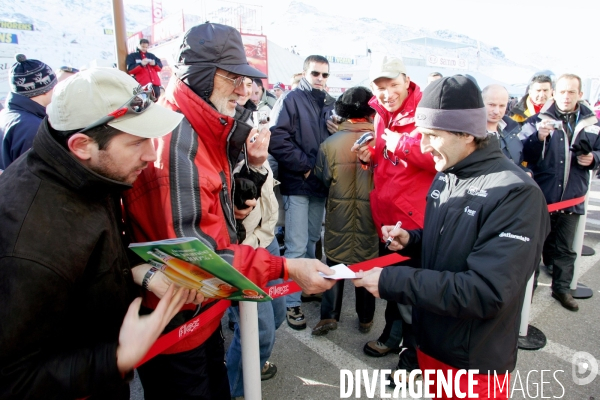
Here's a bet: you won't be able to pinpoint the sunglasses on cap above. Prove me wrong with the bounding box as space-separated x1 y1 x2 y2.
79 84 156 133
310 71 330 79
59 66 79 73
215 73 245 88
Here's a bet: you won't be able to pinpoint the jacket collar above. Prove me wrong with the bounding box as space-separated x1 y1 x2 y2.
338 120 374 132
499 115 520 136
162 76 253 165
6 92 47 119
30 118 132 195
445 135 505 179
540 99 595 121
368 81 422 128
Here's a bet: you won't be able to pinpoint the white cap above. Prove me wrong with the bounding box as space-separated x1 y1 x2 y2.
369 56 407 82
47 67 182 138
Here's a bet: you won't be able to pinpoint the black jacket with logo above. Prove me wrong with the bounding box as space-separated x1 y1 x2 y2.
0 119 138 399
379 136 550 372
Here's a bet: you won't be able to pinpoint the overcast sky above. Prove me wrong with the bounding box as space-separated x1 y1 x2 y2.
125 0 598 77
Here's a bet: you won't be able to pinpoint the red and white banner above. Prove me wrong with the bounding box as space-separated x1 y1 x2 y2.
152 0 163 24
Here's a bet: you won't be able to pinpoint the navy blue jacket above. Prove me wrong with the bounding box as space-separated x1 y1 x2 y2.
0 92 46 169
498 116 524 164
520 101 600 214
269 78 335 197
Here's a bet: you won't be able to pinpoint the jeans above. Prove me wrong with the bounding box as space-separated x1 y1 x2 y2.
226 238 286 397
282 195 326 307
544 212 579 293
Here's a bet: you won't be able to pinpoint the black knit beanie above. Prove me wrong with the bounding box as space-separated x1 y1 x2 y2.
415 75 487 138
334 86 374 119
10 54 57 98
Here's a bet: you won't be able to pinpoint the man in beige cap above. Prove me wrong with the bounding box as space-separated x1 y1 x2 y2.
0 67 196 399
351 55 436 380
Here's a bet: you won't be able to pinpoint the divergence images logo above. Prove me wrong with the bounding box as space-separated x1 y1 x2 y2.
572 351 598 386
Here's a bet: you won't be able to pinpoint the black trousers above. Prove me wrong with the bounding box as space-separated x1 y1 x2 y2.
543 212 579 293
320 258 375 323
137 326 230 400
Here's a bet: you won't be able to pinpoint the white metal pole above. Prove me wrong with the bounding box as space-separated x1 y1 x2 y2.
570 178 590 290
519 274 535 336
239 301 261 400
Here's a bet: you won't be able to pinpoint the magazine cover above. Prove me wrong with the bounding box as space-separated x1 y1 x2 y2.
129 237 271 302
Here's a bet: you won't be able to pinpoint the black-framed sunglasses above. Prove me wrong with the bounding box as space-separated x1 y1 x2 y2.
79 84 155 133
215 73 245 88
310 71 330 79
59 66 79 73
382 146 399 166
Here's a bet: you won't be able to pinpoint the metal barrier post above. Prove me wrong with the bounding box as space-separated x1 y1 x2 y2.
518 274 546 350
570 179 594 299
239 301 261 400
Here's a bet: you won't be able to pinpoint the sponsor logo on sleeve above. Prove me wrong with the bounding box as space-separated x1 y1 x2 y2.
430 190 440 199
499 232 530 242
467 186 488 197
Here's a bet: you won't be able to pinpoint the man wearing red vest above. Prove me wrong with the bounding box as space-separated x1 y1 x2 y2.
126 38 163 100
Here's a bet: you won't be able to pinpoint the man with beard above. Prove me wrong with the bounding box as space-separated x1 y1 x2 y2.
122 23 335 399
0 67 192 399
355 75 549 397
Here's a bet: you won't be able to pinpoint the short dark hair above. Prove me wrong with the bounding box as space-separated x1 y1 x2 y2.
252 78 264 89
50 123 122 151
530 75 553 87
448 131 490 149
139 38 150 45
557 73 582 92
303 55 329 71
429 72 443 78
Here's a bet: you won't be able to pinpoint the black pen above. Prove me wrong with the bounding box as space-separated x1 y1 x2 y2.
384 221 402 249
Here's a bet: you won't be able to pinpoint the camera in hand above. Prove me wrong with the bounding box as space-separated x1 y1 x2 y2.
354 132 374 147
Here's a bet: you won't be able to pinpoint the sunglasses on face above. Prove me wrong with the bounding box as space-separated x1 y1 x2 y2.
310 71 330 79
215 73 245 88
79 84 155 133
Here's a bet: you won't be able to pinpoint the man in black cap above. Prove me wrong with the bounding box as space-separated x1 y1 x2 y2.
354 75 549 396
122 23 334 399
0 54 57 169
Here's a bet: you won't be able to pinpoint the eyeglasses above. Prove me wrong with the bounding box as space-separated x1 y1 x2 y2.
59 66 79 73
79 84 156 133
310 71 330 79
215 73 245 88
382 146 399 166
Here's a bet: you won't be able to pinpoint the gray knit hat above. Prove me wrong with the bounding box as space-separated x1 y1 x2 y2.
10 54 57 98
415 75 487 138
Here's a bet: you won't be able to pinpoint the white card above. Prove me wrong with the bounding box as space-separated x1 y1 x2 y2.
319 263 356 280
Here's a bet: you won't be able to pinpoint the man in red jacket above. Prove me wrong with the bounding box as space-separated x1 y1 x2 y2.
352 56 436 377
126 38 163 100
122 23 334 399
